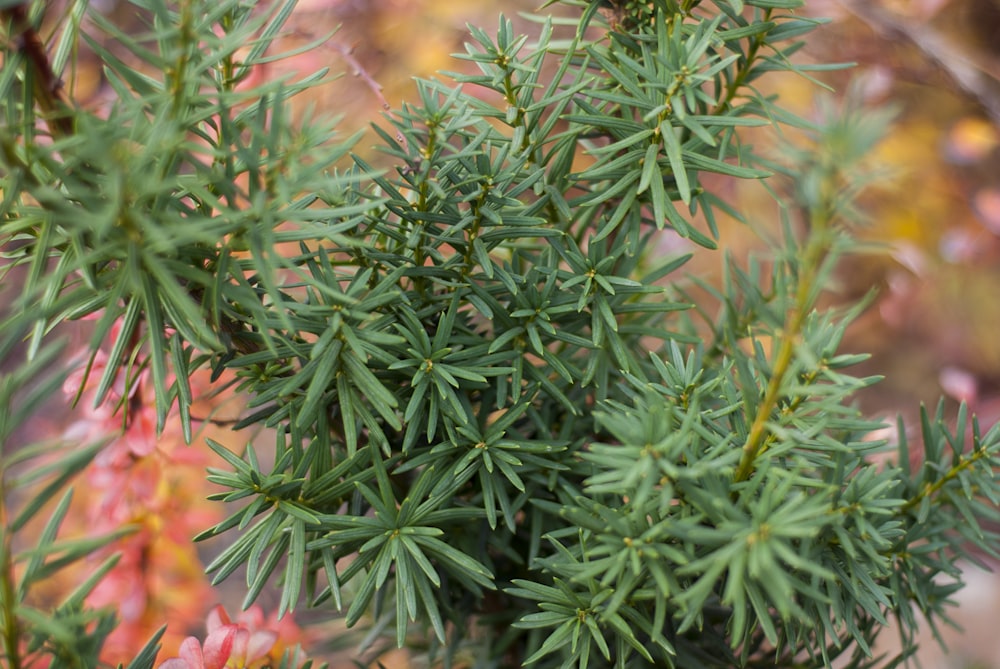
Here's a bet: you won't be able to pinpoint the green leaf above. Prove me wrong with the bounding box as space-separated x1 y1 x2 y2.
124 626 167 669
139 270 170 431
10 442 101 534
660 122 691 206
280 520 306 617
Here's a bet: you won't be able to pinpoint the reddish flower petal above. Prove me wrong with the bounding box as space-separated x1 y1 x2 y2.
158 636 205 669
202 625 238 669
245 630 278 663
206 605 231 633
158 661 191 669
126 406 159 457
179 637 206 668
236 605 265 630
229 627 251 664
940 366 978 405
194 605 290 667
63 350 108 396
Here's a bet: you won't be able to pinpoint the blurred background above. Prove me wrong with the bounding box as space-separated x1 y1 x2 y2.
32 0 1000 666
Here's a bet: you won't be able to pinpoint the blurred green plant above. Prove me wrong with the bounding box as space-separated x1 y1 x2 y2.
0 322 166 668
2 0 999 668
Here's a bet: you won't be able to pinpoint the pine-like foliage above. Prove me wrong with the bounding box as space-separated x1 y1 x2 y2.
2 1 999 668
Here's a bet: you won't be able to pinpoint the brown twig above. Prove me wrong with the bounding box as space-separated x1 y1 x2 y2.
330 40 391 112
3 4 75 137
330 40 410 152
840 0 1000 126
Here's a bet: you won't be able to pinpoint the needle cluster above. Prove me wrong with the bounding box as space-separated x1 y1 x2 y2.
1 2 999 668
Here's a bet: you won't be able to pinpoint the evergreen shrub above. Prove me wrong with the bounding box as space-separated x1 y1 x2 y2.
1 1 998 667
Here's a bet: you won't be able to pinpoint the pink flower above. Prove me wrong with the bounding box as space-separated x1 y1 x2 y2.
158 605 277 669
93 402 159 468
63 341 159 468
86 533 150 622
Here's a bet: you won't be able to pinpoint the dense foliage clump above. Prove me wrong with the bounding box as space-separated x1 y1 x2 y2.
2 1 999 668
